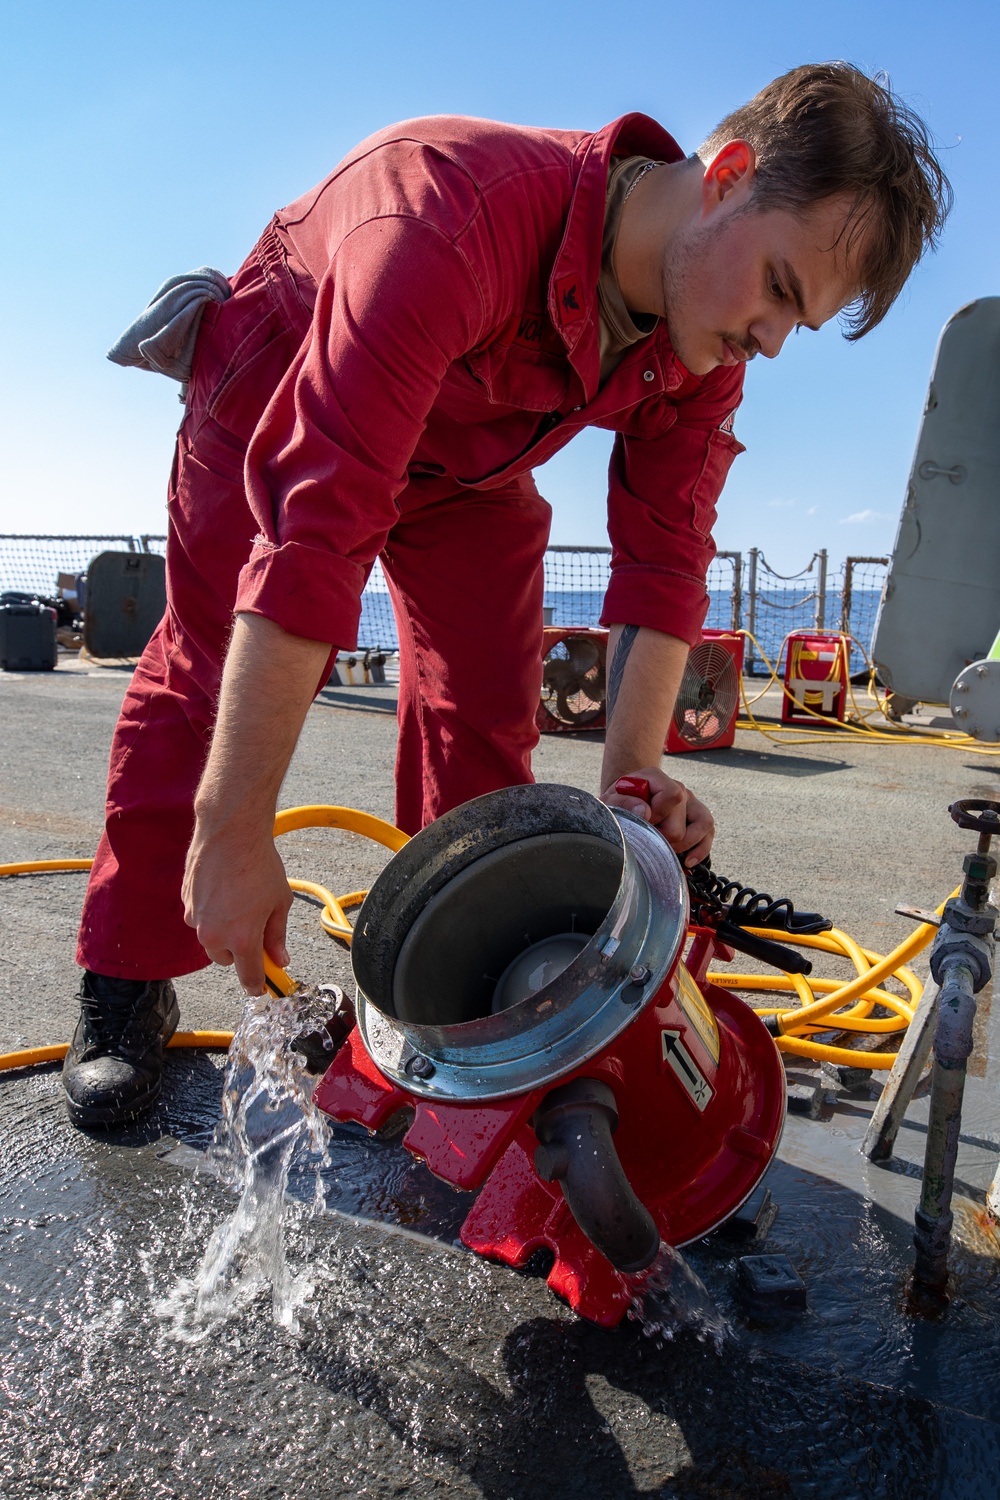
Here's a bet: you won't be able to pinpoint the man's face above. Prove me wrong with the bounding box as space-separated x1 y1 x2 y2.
661 190 861 378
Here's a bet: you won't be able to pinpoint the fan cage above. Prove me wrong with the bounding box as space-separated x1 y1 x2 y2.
536 628 609 734
668 633 743 751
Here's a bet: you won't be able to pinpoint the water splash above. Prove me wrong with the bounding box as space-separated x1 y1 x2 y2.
627 1241 731 1350
155 985 339 1342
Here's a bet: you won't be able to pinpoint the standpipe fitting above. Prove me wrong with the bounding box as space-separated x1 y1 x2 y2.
532 1077 660 1274
931 964 977 1068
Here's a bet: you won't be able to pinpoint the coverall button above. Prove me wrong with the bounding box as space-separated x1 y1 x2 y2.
642 370 655 382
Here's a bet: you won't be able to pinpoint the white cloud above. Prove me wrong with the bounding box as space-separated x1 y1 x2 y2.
806 506 818 517
767 498 796 509
839 509 894 525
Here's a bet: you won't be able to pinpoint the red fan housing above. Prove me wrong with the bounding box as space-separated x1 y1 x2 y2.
536 626 609 734
666 630 744 753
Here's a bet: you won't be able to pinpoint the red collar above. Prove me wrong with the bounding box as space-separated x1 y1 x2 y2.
546 113 686 401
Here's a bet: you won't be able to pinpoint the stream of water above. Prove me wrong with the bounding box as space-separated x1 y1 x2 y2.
155 987 339 1341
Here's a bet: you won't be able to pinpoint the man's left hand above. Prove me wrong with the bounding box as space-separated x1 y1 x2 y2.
600 766 714 867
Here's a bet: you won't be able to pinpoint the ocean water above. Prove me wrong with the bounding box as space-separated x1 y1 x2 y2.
356 586 883 670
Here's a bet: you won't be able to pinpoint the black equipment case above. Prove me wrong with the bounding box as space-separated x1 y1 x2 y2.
0 600 57 671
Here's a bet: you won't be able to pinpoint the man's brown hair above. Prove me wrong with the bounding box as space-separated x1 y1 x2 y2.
700 62 952 339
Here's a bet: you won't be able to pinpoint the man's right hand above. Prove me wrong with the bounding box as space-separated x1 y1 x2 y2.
182 823 293 996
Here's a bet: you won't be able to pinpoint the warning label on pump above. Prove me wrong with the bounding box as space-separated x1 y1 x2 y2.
661 1028 714 1111
674 963 721 1064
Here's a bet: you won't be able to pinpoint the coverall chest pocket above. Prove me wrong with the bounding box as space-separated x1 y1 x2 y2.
465 341 571 414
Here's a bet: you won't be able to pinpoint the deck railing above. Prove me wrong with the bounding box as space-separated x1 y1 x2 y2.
0 534 887 670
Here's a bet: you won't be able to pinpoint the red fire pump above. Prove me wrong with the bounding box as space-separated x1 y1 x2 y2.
313 783 787 1327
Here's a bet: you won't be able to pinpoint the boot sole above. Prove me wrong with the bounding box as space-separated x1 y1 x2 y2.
64 996 180 1129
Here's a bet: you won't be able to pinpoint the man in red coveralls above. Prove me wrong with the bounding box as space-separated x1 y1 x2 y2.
63 63 949 1126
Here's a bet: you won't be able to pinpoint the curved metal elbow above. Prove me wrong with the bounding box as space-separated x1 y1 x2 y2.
533 1077 659 1274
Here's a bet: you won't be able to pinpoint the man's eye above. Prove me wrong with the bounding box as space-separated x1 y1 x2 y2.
770 278 784 299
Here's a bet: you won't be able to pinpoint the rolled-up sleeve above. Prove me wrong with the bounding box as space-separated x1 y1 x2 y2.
601 366 745 647
235 213 486 644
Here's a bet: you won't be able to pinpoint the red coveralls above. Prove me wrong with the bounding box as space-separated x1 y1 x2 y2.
77 112 745 981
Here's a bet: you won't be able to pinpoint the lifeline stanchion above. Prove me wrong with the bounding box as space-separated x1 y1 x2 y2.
911 799 1000 1298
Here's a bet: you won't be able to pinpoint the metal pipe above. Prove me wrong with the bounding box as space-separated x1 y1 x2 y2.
815 548 828 631
913 959 977 1293
533 1077 660 1274
840 557 854 637
746 548 759 672
714 550 742 634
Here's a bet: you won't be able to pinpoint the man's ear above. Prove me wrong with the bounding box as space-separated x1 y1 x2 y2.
701 139 757 214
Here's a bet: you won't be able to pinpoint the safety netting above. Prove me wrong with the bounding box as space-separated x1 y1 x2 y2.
0 534 883 662
745 552 888 674
0 534 140 598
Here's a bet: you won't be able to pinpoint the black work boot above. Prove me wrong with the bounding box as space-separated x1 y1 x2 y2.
62 972 180 1127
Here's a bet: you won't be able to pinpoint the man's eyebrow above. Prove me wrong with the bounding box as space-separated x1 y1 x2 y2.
778 258 820 331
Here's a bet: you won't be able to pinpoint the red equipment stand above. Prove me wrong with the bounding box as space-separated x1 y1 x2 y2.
313 927 785 1328
781 631 849 725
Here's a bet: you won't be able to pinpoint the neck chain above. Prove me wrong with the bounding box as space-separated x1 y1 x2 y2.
623 160 662 203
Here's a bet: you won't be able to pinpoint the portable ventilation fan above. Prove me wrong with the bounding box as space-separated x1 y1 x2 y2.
666 630 744 753
536 627 608 733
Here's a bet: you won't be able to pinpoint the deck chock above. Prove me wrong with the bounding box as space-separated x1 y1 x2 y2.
785 1074 825 1117
737 1253 807 1319
713 1184 778 1247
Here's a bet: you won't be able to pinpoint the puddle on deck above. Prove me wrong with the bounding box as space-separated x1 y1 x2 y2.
2 1044 1000 1498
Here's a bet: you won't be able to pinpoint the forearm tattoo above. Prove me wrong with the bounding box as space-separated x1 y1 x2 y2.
606 624 639 721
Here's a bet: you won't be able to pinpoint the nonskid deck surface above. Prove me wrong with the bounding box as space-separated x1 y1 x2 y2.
2 657 999 1499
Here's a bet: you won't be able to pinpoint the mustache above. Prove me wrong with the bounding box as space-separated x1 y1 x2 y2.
724 333 760 360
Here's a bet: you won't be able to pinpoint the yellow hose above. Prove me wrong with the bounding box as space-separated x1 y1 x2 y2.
0 1032 235 1072
0 803 947 1073
0 803 408 1071
706 891 953 1068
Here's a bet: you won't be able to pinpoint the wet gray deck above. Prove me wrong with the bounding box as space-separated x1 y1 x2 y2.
2 656 999 1499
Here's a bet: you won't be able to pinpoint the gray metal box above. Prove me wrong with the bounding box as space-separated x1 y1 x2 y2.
0 602 57 671
83 551 166 660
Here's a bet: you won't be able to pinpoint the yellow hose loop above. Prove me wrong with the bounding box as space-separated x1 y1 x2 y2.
0 858 94 877
758 900 947 1034
704 896 951 1063
0 1030 234 1074
275 806 408 947
272 804 409 851
770 1035 903 1069
769 923 936 1030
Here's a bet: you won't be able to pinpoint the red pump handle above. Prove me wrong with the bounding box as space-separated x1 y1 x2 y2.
613 775 651 803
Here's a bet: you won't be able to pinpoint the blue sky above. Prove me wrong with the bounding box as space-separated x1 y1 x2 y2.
2 0 995 570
